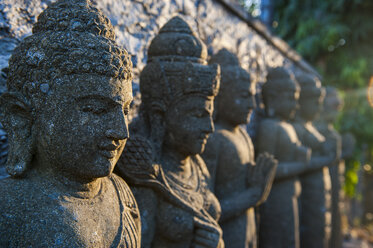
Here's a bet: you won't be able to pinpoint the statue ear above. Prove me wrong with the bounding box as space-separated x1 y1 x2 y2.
0 92 34 177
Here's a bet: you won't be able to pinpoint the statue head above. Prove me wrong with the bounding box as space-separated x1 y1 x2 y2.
209 48 255 126
321 86 343 124
0 0 133 179
139 16 220 157
295 72 325 121
262 67 300 120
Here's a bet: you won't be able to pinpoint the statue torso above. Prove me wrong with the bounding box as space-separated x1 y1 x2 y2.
0 174 140 248
293 121 325 154
154 155 221 247
260 118 301 162
213 125 255 198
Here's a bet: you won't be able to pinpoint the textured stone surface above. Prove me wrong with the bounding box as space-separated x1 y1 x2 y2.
0 0 141 246
257 67 311 248
202 49 277 248
292 73 335 248
0 0 301 174
315 87 344 248
115 16 224 248
0 0 293 85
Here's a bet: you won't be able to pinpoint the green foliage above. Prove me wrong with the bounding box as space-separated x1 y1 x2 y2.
344 159 360 197
271 0 373 197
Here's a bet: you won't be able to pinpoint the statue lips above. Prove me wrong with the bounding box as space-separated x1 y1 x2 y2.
98 143 121 159
198 134 210 145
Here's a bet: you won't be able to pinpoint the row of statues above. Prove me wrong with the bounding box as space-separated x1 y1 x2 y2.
0 0 347 248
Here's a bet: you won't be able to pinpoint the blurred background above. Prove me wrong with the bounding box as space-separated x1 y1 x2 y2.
240 0 373 245
0 0 372 246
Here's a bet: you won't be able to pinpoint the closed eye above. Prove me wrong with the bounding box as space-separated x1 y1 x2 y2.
81 105 107 114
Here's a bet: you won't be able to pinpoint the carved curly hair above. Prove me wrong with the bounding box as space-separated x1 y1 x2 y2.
7 0 132 104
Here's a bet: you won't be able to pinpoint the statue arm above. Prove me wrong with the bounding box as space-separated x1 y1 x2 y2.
219 188 261 222
276 161 308 179
201 134 220 192
276 143 311 180
131 186 158 248
306 155 335 171
257 122 299 180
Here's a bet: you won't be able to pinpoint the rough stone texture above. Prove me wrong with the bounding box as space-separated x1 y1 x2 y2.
115 16 224 248
0 0 296 93
0 0 312 180
201 49 277 248
0 0 141 246
257 67 311 248
315 87 344 248
292 73 335 248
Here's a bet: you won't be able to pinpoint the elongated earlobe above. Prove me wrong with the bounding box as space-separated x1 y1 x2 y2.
0 92 34 177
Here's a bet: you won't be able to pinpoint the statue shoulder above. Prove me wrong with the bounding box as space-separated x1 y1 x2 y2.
0 178 34 210
115 135 159 184
0 178 68 246
192 154 211 179
209 128 237 147
259 118 280 134
208 128 231 144
257 118 281 153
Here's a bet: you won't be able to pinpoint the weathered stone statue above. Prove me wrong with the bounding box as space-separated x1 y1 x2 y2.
0 0 141 247
257 67 311 248
315 86 343 248
115 16 224 248
201 48 277 248
292 72 336 248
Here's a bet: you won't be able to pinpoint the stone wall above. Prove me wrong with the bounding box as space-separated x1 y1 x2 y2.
0 0 296 86
0 0 309 174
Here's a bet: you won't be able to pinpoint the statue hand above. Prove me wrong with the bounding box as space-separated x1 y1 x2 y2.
247 152 278 205
295 145 311 163
192 217 223 248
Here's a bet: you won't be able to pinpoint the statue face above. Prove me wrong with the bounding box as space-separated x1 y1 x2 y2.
322 90 342 123
273 83 299 120
219 80 256 126
299 94 323 121
36 74 133 181
164 95 214 156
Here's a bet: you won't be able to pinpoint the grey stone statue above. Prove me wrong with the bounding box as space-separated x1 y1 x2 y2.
201 49 277 248
292 72 336 248
0 0 141 247
315 86 343 248
115 16 224 248
257 67 311 248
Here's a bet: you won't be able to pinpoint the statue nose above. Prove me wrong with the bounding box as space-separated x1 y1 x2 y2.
105 129 129 140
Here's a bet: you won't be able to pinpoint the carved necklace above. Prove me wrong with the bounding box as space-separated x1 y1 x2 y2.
165 158 206 210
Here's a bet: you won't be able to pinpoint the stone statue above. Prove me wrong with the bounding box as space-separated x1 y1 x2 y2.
292 72 336 248
115 16 224 248
0 0 141 247
315 86 343 248
257 67 311 248
201 48 277 248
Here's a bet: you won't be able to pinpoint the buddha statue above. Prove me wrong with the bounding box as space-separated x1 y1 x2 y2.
292 72 336 248
201 48 277 248
0 0 141 247
315 86 343 248
115 16 224 248
257 67 311 248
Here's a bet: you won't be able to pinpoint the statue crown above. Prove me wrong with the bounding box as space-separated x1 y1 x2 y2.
7 0 132 97
263 67 298 95
147 16 208 64
140 16 219 111
295 72 324 98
